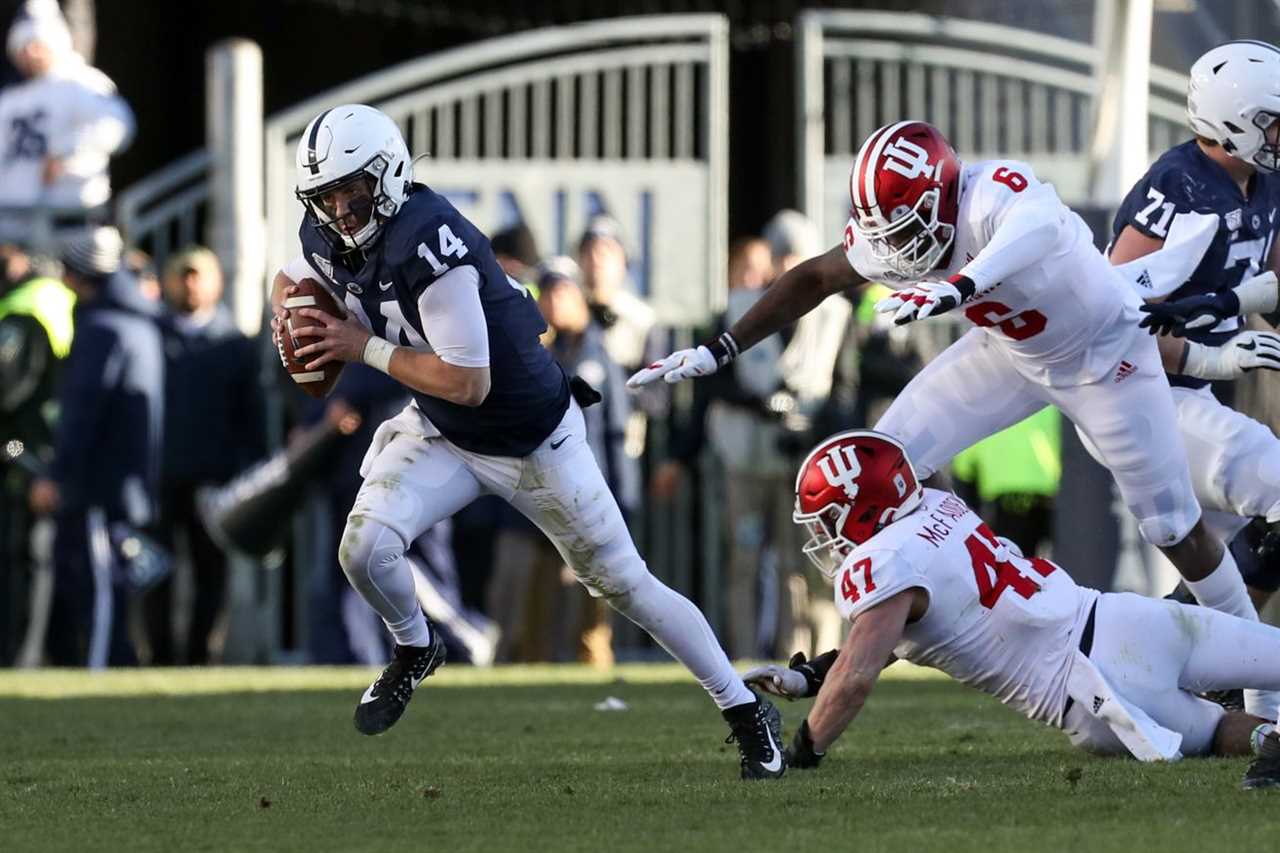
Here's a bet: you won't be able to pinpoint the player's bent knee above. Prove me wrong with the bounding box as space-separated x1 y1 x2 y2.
1139 509 1199 549
338 514 407 586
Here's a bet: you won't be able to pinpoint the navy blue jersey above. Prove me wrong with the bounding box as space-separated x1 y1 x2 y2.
1112 140 1280 388
299 184 569 456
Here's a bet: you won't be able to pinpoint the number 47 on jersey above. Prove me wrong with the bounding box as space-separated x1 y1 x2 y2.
839 523 1057 608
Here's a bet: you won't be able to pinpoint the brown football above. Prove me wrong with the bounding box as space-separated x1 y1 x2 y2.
280 277 346 398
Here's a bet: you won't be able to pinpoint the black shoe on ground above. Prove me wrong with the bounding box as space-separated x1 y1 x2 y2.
723 693 786 780
1244 731 1280 790
354 629 446 736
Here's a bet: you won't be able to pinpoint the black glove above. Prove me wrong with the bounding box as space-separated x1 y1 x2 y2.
569 375 602 408
1139 290 1240 337
790 650 838 698
785 719 825 770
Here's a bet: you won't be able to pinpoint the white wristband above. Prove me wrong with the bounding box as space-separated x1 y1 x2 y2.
1233 271 1279 316
362 336 397 374
1181 341 1236 380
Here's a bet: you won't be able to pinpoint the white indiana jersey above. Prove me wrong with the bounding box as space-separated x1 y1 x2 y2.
0 60 134 209
834 488 1098 725
844 161 1143 386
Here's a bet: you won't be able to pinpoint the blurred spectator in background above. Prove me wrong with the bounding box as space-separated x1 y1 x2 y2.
0 0 133 246
761 209 847 659
123 247 159 303
951 408 1062 558
653 236 797 658
577 214 655 372
486 257 636 666
143 246 263 665
490 222 540 287
29 226 162 667
0 240 72 663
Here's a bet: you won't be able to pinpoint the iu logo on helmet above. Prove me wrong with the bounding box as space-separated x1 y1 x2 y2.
818 445 862 500
882 138 939 181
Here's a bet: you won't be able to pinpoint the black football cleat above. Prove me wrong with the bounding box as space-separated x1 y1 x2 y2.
1244 730 1280 790
723 693 786 780
354 629 446 736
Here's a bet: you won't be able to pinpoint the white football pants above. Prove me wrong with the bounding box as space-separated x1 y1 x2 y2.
1062 591 1280 756
875 327 1201 547
339 400 752 709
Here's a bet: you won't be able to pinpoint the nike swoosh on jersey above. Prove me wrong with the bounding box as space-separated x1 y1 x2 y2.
760 723 783 773
550 436 568 450
379 280 394 291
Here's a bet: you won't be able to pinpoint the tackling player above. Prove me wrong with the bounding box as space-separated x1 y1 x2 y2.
630 120 1258 652
745 430 1280 790
1109 41 1280 610
270 105 785 779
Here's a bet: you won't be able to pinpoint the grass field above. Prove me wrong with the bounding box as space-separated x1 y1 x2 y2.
1 663 1275 853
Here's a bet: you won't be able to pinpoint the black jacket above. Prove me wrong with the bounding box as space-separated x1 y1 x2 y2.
51 271 164 522
159 304 265 487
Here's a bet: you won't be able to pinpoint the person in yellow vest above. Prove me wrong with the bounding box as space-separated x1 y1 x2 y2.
951 407 1062 557
0 241 73 663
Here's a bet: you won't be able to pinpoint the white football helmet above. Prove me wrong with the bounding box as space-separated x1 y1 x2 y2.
295 104 413 251
1188 41 1280 173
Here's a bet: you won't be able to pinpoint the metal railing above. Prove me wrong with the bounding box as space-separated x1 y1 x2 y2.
797 10 1189 242
115 150 211 270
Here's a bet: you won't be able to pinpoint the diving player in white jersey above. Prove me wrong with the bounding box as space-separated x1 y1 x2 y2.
743 430 1280 789
630 120 1258 642
1109 42 1280 611
270 105 785 779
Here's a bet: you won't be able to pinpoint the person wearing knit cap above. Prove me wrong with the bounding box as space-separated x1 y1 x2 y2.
0 1 134 244
29 225 163 667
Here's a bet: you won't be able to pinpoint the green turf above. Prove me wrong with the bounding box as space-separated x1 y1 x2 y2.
0 664 1273 852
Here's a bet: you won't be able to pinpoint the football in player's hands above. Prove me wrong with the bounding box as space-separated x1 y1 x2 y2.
278 278 345 398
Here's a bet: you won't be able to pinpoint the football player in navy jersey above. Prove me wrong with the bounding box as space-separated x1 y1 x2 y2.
269 105 784 779
1108 42 1280 685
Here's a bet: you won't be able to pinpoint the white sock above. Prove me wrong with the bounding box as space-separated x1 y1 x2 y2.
1185 547 1258 621
606 572 754 710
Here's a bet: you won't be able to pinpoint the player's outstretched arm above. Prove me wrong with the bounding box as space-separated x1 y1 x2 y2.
792 590 913 766
627 245 865 388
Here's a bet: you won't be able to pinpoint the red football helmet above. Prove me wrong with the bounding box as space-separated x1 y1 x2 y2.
848 120 962 278
793 430 925 577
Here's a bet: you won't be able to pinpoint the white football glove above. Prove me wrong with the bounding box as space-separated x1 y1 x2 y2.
874 275 976 325
1182 331 1280 380
742 663 810 700
626 346 718 388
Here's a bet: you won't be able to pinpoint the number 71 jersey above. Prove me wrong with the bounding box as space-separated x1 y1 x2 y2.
834 488 1098 725
845 160 1143 387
